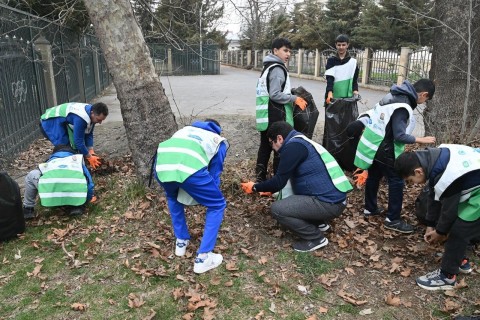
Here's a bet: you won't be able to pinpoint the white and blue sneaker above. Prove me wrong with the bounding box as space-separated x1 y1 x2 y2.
193 252 223 274
175 239 189 257
416 269 456 290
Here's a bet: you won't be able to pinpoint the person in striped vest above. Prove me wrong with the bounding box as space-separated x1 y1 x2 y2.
324 34 359 105
40 102 109 169
154 119 228 274
242 121 352 252
255 37 307 182
352 79 436 234
395 145 480 290
22 145 94 219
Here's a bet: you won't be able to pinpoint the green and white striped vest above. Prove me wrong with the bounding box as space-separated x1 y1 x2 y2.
434 144 480 221
41 103 93 149
354 103 413 170
38 155 88 207
155 126 227 183
292 135 353 193
325 58 357 98
256 63 293 131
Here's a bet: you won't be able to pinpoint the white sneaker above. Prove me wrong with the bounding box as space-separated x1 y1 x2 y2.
175 239 189 257
193 252 223 274
318 223 330 232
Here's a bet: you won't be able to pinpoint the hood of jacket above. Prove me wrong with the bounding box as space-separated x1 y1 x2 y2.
415 147 442 179
263 53 286 67
380 80 418 108
191 120 221 135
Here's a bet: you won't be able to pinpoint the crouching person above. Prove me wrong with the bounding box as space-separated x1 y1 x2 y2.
23 145 94 219
154 119 228 274
395 144 480 290
242 121 352 252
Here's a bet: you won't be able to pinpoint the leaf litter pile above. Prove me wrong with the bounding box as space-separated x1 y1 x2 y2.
2 139 479 319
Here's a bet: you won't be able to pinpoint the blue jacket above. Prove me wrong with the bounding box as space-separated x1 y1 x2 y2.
41 105 94 156
48 150 95 201
255 130 346 203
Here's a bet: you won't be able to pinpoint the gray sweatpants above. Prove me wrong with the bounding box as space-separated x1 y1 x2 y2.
23 169 41 208
271 195 346 240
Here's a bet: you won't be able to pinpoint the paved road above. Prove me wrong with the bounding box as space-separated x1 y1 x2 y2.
99 65 424 135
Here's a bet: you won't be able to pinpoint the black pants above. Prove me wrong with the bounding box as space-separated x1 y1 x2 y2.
255 130 279 182
442 217 480 275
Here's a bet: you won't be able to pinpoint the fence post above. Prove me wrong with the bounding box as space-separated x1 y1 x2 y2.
75 44 86 102
254 50 258 68
297 49 303 75
167 48 173 74
397 47 412 85
240 51 244 66
92 49 101 96
247 50 252 66
34 36 57 107
314 49 320 77
362 48 372 85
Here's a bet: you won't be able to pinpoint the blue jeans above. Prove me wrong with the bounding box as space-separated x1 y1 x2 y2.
365 161 404 221
160 168 226 254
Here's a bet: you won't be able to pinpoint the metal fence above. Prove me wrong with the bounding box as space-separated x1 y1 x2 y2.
369 50 400 86
149 43 220 75
0 4 112 162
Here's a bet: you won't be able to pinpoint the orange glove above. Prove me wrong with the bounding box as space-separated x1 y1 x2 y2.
295 97 307 111
90 195 98 203
259 192 272 197
241 181 255 194
86 155 101 169
326 92 333 104
353 168 368 189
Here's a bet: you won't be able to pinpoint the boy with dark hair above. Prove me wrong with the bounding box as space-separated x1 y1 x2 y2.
324 34 359 105
255 37 307 182
242 121 352 252
395 146 480 290
352 79 436 233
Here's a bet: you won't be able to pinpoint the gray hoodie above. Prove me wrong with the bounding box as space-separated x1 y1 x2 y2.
262 54 297 104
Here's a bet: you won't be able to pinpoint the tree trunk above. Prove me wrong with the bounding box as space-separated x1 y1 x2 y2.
83 0 178 180
425 0 480 143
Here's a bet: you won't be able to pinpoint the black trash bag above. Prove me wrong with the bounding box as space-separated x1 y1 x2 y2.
322 97 359 171
0 171 25 242
415 184 430 225
291 86 319 139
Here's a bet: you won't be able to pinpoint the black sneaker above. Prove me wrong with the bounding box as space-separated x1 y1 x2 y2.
23 207 35 220
364 208 385 217
69 206 85 216
384 219 414 233
293 237 329 252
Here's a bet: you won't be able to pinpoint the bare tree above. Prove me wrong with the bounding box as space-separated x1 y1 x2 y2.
83 0 178 179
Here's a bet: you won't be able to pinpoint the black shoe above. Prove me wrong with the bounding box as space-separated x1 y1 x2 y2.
293 237 329 252
23 207 35 220
384 219 414 233
69 206 85 216
363 208 385 217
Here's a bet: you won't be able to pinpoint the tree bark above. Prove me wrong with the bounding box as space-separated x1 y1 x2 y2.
425 0 480 143
83 0 178 180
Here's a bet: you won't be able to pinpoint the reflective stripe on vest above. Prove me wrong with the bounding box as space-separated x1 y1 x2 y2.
434 144 480 200
354 102 413 169
155 126 226 183
291 135 353 193
38 155 87 207
325 58 357 98
256 63 293 131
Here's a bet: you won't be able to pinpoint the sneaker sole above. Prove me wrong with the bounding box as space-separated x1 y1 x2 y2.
416 281 455 291
194 257 223 274
459 267 472 274
294 238 329 252
384 225 414 234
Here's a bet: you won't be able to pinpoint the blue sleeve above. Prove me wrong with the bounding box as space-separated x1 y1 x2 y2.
208 142 227 187
254 143 308 192
85 126 94 149
68 114 89 155
391 109 416 144
82 163 94 201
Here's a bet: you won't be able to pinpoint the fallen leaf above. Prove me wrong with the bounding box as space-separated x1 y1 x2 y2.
359 308 373 315
345 267 355 275
454 278 468 289
224 280 234 287
297 285 309 295
142 309 156 320
385 293 401 306
400 268 411 277
226 262 239 271
268 301 276 313
71 303 87 311
318 306 328 314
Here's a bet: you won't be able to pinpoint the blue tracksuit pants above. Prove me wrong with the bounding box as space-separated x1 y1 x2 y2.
160 167 226 254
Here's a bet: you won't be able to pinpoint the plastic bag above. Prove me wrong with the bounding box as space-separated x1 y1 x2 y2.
292 87 319 139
